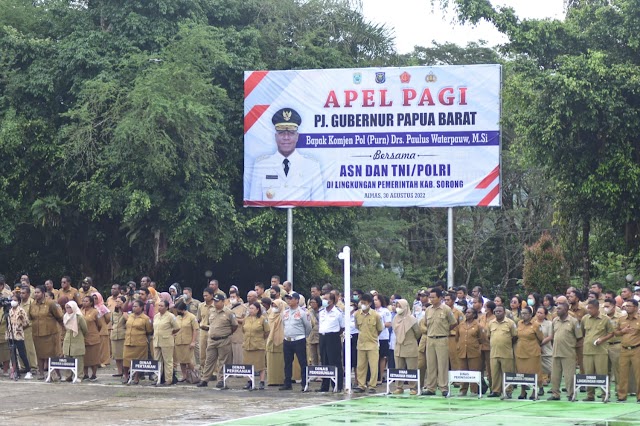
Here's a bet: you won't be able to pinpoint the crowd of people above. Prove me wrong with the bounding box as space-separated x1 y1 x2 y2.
1 272 640 403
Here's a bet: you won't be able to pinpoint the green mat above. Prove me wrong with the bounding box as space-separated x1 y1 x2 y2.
216 394 640 425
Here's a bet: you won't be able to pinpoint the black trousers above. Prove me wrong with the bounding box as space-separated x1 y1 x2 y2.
320 332 344 391
283 338 307 387
9 339 30 371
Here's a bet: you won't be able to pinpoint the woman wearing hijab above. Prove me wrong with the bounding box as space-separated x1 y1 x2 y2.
266 298 286 386
168 283 181 301
92 292 111 367
158 292 174 310
62 301 87 382
391 299 421 395
123 300 153 384
81 295 105 381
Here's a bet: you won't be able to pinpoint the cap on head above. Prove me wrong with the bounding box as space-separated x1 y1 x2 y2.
272 108 301 131
285 292 300 300
213 294 226 302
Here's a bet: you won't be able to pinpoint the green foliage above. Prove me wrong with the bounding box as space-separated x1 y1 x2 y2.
523 233 570 296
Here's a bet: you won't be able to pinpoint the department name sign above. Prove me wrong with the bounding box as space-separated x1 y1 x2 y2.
243 65 501 208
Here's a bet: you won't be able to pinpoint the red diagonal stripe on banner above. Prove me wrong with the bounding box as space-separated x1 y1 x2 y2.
244 201 364 207
477 184 500 207
244 71 269 99
244 105 270 134
475 165 500 189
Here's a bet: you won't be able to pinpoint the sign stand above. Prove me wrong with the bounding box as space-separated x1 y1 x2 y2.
223 364 255 390
386 368 421 395
448 370 482 398
573 374 609 402
129 360 161 385
304 365 338 392
503 373 538 399
47 357 78 383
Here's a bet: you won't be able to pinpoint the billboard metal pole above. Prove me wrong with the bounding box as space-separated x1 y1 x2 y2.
287 208 293 287
338 246 351 393
447 207 454 289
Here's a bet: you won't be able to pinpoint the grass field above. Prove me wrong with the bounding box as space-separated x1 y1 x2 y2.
216 393 640 425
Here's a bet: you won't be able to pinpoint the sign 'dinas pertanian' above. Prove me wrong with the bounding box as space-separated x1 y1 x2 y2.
243 65 501 208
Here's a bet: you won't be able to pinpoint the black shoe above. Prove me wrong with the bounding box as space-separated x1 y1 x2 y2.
215 381 225 389
487 392 500 398
582 397 595 402
423 390 436 396
243 381 253 390
442 391 448 397
353 387 365 393
315 388 328 392
82 375 90 380
539 388 545 396
89 375 97 382
279 385 293 391
112 374 123 377
518 393 527 400
617 398 627 403
258 381 265 390
547 396 560 401
196 381 208 387
368 388 376 394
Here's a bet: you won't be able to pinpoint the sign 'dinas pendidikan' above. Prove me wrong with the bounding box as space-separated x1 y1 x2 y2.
243 65 501 208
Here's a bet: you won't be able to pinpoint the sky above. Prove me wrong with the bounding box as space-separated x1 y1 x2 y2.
361 0 566 53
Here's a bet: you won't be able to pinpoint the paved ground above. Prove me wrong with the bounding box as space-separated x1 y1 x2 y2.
0 366 348 425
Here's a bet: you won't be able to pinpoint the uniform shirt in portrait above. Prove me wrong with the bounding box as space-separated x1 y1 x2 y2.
487 317 517 359
423 303 456 338
551 315 583 357
319 305 345 334
208 307 238 339
78 286 98 302
515 320 543 358
283 306 311 338
456 320 483 359
242 315 270 351
606 311 624 343
355 309 383 350
568 304 588 321
535 318 553 357
7 306 30 340
618 313 640 347
581 314 614 355
349 311 359 335
308 310 320 344
60 287 80 304
106 296 118 315
394 321 421 358
377 307 392 340
450 308 464 336
197 302 215 327
110 310 127 340
186 298 200 316
230 303 248 344
29 300 63 337
124 313 153 346
249 150 325 202
478 313 495 351
153 311 179 348
175 311 198 345
81 307 104 346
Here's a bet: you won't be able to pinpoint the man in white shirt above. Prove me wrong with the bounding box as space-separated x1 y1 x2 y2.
318 292 344 391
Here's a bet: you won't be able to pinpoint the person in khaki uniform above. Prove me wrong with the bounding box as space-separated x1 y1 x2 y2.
110 296 127 377
580 299 614 401
548 302 583 400
229 296 247 364
415 290 429 389
61 301 87 382
173 300 199 381
604 298 624 389
59 276 80 305
354 293 383 393
122 300 153 384
515 306 543 399
487 305 517 398
615 298 640 402
29 286 64 379
153 299 180 385
478 299 495 392
242 301 270 390
19 286 37 373
78 277 99 304
422 288 457 396
391 299 421 395
197 288 215 373
456 307 484 396
197 294 238 388
567 289 588 375
444 293 464 383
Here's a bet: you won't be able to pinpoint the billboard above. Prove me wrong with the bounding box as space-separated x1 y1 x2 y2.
243 65 501 208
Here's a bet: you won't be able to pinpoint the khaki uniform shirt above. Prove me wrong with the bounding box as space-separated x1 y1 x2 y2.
208 307 238 343
81 307 105 346
197 301 214 331
355 309 383 351
581 314 614 355
153 311 179 348
106 296 118 315
449 308 464 336
394 322 421 358
456 320 483 359
124 313 153 346
59 286 80 304
185 298 200 316
110 310 127 340
606 311 623 344
423 303 456 337
618 313 640 348
551 315 583 357
230 303 248 344
487 317 517 359
478 313 495 351
242 315 270 351
175 311 198 346
515 320 543 358
78 286 99 302
29 300 63 337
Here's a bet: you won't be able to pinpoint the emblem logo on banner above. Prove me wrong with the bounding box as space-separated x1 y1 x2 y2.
375 72 386 84
426 71 437 83
400 71 411 83
353 72 362 84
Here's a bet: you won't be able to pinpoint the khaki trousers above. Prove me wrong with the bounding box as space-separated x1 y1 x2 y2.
582 353 608 398
64 355 84 381
551 356 576 398
23 328 37 370
490 357 514 394
202 338 232 382
198 330 208 371
154 345 174 383
356 349 378 390
448 336 460 372
459 357 482 393
417 336 427 389
618 346 640 400
426 337 449 392
394 356 418 390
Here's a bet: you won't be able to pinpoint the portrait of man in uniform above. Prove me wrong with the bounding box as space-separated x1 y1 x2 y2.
249 108 325 202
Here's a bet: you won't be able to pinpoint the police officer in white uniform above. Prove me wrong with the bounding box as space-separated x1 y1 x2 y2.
249 108 325 202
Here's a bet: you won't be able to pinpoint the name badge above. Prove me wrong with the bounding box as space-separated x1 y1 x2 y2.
265 175 278 179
